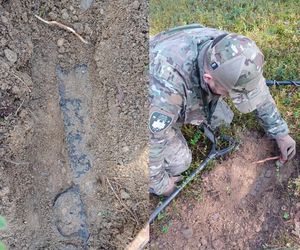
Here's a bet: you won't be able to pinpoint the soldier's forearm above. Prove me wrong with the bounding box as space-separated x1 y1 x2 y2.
254 98 289 138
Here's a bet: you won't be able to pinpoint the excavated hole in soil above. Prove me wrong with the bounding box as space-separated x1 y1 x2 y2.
150 132 300 249
0 0 148 249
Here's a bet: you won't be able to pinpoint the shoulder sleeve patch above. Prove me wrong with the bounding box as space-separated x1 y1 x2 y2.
149 110 174 133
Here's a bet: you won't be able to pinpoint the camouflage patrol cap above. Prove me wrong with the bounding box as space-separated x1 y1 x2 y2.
205 33 266 113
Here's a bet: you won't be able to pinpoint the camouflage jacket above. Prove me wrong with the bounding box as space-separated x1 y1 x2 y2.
149 24 289 194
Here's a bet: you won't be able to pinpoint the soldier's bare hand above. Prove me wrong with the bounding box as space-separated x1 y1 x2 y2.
275 135 296 162
161 176 182 196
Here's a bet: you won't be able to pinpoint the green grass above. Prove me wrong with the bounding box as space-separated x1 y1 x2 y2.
0 216 6 250
150 0 300 142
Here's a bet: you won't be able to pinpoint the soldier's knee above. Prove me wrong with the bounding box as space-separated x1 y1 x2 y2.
177 148 192 173
166 147 192 176
149 173 170 196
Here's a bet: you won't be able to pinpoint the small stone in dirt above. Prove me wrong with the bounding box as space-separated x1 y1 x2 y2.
4 49 17 64
62 244 78 250
181 227 193 239
11 85 21 96
19 109 28 119
264 169 272 178
132 1 140 10
74 23 84 34
61 9 69 20
120 190 130 200
72 15 78 22
254 223 261 232
200 238 208 246
21 12 28 23
0 186 9 196
80 0 94 11
122 146 129 153
0 38 7 47
213 238 225 249
1 15 8 24
263 223 269 231
0 148 5 157
58 47 65 54
84 24 92 35
281 205 287 211
57 38 65 47
48 12 58 20
211 212 220 222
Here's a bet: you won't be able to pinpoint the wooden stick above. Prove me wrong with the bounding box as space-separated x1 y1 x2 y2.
15 99 25 116
125 224 149 250
253 156 280 164
0 158 29 165
34 15 89 44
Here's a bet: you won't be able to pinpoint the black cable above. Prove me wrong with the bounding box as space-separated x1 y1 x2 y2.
266 80 300 86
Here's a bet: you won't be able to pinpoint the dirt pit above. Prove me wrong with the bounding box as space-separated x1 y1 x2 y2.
150 132 300 249
0 0 148 249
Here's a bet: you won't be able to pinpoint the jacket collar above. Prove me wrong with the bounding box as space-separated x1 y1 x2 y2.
197 39 214 97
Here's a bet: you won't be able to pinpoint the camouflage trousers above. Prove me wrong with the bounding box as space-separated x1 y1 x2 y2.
149 99 234 195
164 126 192 176
149 126 192 195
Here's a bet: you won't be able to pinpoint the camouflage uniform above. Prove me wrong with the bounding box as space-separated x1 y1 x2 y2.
149 24 289 195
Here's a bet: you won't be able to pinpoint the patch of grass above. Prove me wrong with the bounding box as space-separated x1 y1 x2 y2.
288 177 300 197
0 216 6 230
0 216 6 250
282 211 290 220
38 3 47 17
294 177 300 197
161 221 172 234
185 183 204 202
97 210 110 218
157 211 166 221
0 242 5 250
189 130 202 146
263 232 300 249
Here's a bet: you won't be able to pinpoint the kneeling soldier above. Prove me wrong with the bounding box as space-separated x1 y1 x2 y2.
149 24 296 196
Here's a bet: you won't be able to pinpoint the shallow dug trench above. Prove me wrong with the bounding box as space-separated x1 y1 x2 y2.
150 132 300 249
0 0 148 249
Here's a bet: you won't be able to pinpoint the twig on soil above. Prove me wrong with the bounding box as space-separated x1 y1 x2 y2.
15 99 25 116
1 158 29 165
11 72 32 93
253 156 280 164
27 109 38 121
111 179 123 189
34 15 89 44
106 177 139 226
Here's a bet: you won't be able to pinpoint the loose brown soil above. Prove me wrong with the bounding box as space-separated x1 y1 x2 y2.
0 0 148 249
150 132 300 249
